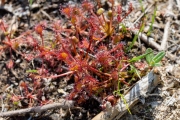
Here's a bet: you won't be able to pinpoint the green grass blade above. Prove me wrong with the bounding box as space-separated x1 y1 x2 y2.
126 22 145 52
129 50 153 63
153 62 161 66
29 0 33 5
151 51 165 64
147 5 157 36
120 24 127 34
138 0 145 13
26 69 38 73
126 0 146 52
114 80 131 114
130 65 141 79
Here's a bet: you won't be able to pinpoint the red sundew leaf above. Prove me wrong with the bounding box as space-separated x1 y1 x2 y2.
98 44 108 51
117 15 122 22
35 24 43 35
77 96 86 104
87 16 100 30
96 51 112 67
68 90 78 100
74 75 79 83
128 3 133 12
72 7 81 16
24 54 35 61
70 64 80 71
52 20 61 31
62 7 71 17
6 59 14 69
79 39 89 49
26 36 38 47
92 36 101 41
59 52 68 60
12 42 19 50
76 82 83 92
82 1 94 11
33 79 42 88
37 68 48 76
112 34 124 44
84 75 98 83
106 95 117 106
111 71 119 80
71 16 77 25
34 21 46 36
117 5 122 14
19 81 27 89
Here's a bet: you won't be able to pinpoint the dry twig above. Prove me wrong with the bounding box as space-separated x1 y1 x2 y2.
0 100 74 117
133 3 154 25
160 0 173 50
40 9 53 21
131 30 162 50
175 0 180 10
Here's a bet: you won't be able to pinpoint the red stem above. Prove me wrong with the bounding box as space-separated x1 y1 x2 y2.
120 63 130 72
45 71 74 79
40 35 44 46
88 66 111 77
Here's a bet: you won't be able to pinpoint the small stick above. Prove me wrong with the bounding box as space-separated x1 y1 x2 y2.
175 0 180 10
131 30 162 51
133 3 154 25
0 100 74 117
160 0 173 50
40 9 53 21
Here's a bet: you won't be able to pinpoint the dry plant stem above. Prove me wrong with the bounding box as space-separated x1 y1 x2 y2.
132 30 162 50
93 71 160 120
160 0 173 50
131 4 147 22
175 0 180 10
8 16 17 33
133 3 154 25
0 100 74 117
40 9 53 21
146 23 163 29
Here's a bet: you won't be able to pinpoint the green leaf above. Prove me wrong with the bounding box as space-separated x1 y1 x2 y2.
26 69 38 73
13 101 19 106
151 51 165 64
129 50 153 63
152 62 161 67
29 0 33 5
145 48 154 64
147 5 157 36
120 24 127 34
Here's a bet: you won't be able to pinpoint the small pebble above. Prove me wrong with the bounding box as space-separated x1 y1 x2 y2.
42 96 46 101
52 82 57 85
15 59 21 63
58 89 67 95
